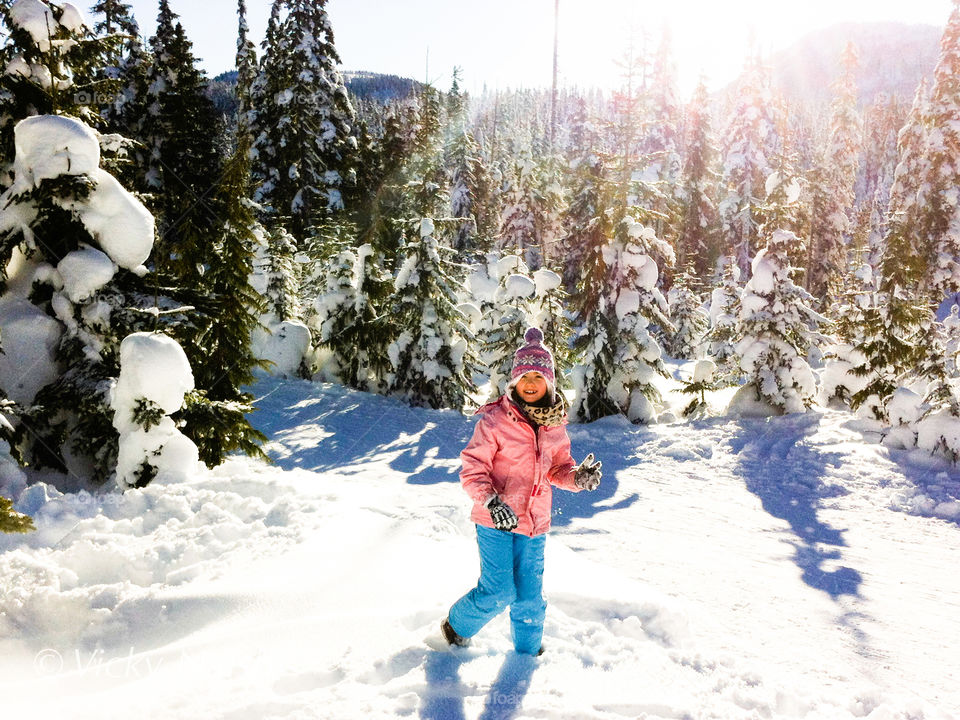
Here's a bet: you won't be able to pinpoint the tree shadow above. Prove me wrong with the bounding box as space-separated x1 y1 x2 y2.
250 377 470 479
477 652 538 720
251 377 639 522
728 413 863 599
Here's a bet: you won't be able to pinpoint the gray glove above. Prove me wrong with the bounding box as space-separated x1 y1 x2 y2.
574 453 602 490
486 495 519 531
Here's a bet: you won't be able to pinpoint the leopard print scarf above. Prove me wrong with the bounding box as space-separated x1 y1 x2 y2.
512 392 568 428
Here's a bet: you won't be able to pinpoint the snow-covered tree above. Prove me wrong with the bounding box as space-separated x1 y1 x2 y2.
916 3 960 303
250 0 357 242
733 229 826 413
808 43 862 307
572 217 674 424
310 243 389 390
385 219 476 410
666 275 708 360
719 54 780 279
0 115 158 481
636 28 683 243
139 0 222 284
706 255 743 383
677 77 720 284
0 0 119 181
560 116 608 292
847 81 937 420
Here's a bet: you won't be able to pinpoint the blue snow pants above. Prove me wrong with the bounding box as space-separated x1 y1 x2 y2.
447 524 547 655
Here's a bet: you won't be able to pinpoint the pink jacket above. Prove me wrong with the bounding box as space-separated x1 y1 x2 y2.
460 395 581 537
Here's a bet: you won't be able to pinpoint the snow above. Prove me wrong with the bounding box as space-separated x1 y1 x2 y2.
56 245 116 303
502 273 536 300
1 372 959 719
0 298 61 404
8 0 56 52
693 358 716 383
12 115 100 188
5 116 154 271
76 168 154 271
532 268 562 295
252 320 311 377
58 3 87 32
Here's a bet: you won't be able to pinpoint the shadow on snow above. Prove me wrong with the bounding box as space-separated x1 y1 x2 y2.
728 412 863 600
249 377 638 526
419 650 537 720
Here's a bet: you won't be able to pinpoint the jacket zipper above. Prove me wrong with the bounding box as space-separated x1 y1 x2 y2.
511 401 543 536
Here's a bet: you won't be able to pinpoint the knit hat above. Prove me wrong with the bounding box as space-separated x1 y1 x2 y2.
509 327 556 396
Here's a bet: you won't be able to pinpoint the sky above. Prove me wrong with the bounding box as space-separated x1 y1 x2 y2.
122 0 951 99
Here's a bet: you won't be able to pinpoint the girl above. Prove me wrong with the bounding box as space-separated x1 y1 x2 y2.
442 327 602 655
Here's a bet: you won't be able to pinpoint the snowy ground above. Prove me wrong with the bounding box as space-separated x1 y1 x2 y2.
2 371 959 719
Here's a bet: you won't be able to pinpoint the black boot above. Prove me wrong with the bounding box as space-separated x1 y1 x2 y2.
441 618 470 647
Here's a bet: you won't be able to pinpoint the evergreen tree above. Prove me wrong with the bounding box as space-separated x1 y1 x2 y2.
0 113 161 481
637 28 683 246
883 79 929 286
559 107 606 292
808 43 862 307
499 148 547 268
733 229 825 413
705 255 743 384
385 219 476 410
572 217 673 424
666 274 708 360
846 79 936 420
250 0 357 242
719 54 779 279
311 243 389 390
677 77 720 284
916 3 960 303
445 69 491 257
140 0 222 283
178 3 270 466
0 0 120 180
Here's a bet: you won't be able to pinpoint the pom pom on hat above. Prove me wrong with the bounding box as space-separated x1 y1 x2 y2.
524 327 544 344
509 326 556 397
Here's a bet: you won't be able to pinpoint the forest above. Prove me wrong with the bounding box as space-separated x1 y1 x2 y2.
3 0 960 533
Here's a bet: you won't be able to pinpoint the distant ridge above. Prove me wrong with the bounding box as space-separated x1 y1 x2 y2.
205 70 419 115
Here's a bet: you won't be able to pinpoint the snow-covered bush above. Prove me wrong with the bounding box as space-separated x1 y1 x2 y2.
679 359 721 419
731 229 826 414
110 332 200 489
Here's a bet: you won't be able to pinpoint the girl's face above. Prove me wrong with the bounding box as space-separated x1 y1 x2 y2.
516 372 548 403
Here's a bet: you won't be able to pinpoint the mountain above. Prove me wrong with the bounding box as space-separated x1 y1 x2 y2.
768 22 942 106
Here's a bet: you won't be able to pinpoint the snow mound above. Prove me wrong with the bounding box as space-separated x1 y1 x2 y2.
77 168 154 270
56 245 116 303
13 115 100 187
110 333 198 488
0 298 61 404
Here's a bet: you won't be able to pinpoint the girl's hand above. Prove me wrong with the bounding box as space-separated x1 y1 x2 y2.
486 495 519 531
574 453 602 490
